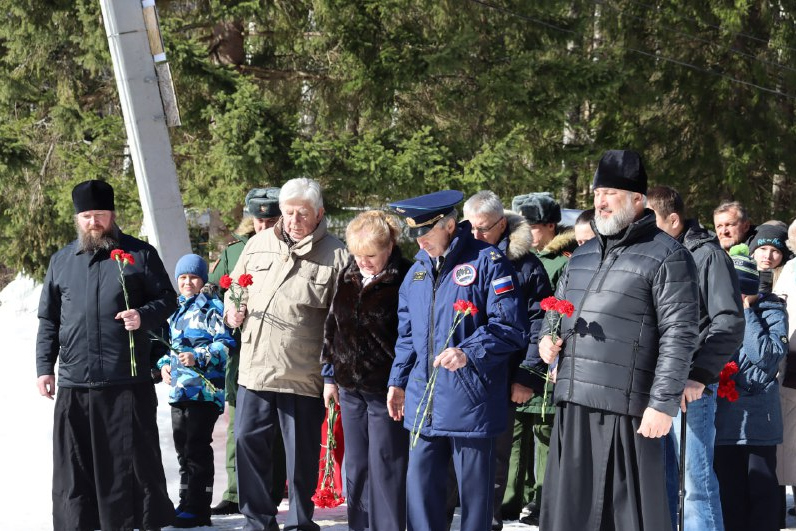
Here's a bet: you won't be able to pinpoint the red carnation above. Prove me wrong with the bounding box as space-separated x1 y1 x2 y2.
555 299 575 318
540 296 558 312
718 361 740 403
219 274 233 290
238 273 254 288
453 299 478 316
109 248 136 376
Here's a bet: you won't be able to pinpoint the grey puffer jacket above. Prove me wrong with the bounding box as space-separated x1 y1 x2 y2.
547 210 700 418
681 219 745 385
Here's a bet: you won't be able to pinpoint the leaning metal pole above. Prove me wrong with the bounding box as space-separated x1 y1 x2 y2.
99 0 191 289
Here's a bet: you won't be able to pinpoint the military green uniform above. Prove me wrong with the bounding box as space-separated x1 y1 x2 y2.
503 229 576 518
210 232 287 507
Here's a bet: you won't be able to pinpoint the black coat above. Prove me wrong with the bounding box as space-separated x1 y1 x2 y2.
682 219 745 385
321 248 411 393
549 210 700 417
36 233 177 387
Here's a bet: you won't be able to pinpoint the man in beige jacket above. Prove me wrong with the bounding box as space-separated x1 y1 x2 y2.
225 177 347 531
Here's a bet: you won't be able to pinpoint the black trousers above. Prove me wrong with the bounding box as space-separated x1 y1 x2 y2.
339 387 409 531
171 401 220 517
52 384 174 531
235 386 325 531
714 444 780 531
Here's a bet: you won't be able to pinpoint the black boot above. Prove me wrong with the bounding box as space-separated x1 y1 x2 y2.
173 511 211 528
211 499 239 515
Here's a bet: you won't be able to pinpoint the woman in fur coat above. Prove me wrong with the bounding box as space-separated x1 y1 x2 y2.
321 210 412 531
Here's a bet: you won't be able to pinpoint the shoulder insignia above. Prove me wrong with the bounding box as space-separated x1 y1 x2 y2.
783 336 789 344
489 250 500 262
209 258 221 273
413 271 427 281
492 275 515 295
453 264 477 286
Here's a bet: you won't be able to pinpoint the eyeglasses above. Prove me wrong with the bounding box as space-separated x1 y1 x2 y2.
472 216 504 235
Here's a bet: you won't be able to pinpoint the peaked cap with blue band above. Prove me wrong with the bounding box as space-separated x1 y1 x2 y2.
387 190 464 238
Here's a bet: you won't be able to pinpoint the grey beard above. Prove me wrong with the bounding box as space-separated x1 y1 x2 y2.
594 200 636 236
76 222 120 253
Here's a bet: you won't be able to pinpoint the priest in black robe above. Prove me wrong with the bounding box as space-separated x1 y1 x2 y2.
36 180 177 531
539 151 700 531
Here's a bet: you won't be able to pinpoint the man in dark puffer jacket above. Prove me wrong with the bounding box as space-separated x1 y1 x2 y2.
648 185 745 531
539 151 700 531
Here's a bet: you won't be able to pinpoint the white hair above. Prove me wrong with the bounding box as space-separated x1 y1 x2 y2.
279 177 324 213
463 190 504 218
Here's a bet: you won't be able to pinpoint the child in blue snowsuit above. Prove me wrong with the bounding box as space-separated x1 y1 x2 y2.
158 254 234 528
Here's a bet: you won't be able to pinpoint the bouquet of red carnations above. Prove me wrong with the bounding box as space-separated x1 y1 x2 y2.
219 273 253 331
312 398 345 508
718 361 740 402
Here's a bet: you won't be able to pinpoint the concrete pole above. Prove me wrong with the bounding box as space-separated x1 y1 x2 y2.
99 0 191 289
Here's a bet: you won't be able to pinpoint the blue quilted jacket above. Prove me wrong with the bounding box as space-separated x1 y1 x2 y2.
388 222 528 437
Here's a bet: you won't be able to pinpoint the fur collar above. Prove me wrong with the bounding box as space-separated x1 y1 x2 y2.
541 228 577 255
502 212 535 261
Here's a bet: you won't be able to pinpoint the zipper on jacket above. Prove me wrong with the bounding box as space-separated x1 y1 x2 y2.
96 258 104 381
626 340 639 397
566 251 607 401
426 262 443 429
592 252 619 293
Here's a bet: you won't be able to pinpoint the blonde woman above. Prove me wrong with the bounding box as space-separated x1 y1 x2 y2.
321 210 412 531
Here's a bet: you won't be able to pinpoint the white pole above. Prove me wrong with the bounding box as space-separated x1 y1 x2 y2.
99 0 191 289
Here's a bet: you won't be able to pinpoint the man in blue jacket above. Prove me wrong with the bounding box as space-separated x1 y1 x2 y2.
387 190 528 531
36 180 177 531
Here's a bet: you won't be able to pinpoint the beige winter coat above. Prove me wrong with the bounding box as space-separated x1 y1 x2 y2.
227 217 347 397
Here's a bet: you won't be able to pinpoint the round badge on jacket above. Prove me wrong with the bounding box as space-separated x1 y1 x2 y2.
453 264 477 286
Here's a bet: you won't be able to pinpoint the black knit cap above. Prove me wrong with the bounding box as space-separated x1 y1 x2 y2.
749 224 789 256
592 150 648 195
72 180 115 213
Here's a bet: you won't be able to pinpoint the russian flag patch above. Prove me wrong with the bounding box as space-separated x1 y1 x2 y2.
491 275 514 295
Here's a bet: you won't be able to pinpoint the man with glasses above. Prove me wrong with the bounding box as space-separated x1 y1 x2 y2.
463 191 552 530
386 190 528 531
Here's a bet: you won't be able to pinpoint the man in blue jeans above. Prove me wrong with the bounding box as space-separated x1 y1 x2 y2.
648 186 745 530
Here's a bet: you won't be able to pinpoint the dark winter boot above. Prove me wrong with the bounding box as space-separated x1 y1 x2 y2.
173 511 211 528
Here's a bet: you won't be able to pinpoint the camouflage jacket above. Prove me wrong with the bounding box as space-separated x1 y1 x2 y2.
158 292 235 411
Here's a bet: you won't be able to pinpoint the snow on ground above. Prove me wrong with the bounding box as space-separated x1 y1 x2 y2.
0 273 793 531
